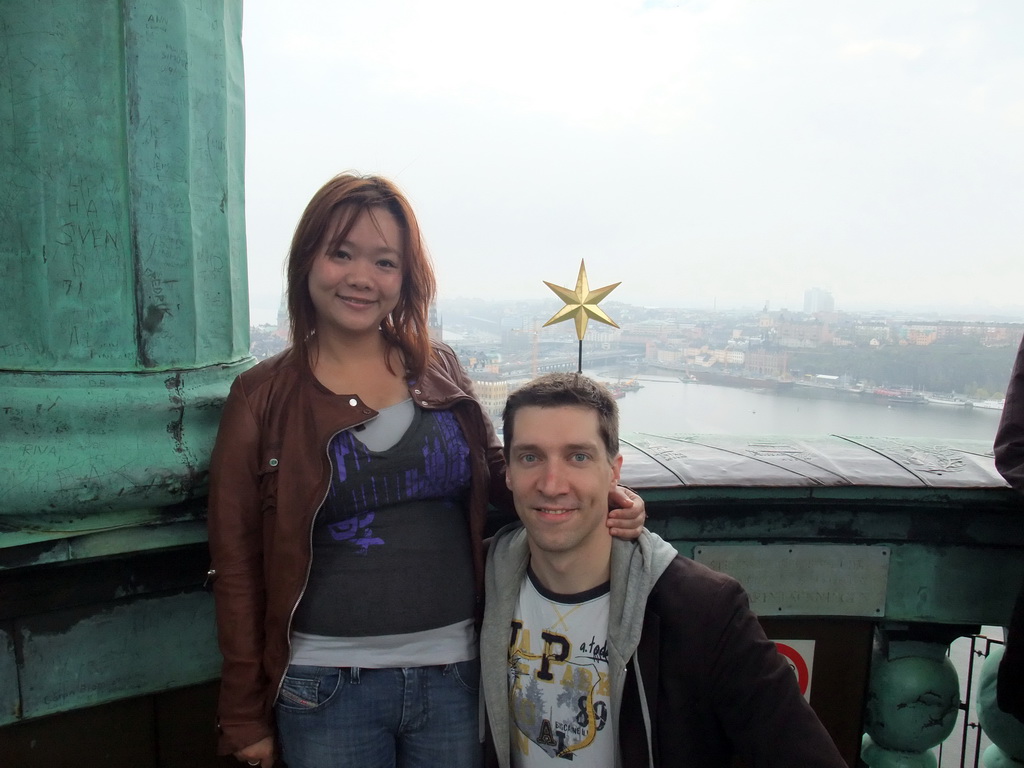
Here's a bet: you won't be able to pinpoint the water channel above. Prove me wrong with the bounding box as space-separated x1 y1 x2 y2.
594 373 1003 443
594 370 1007 763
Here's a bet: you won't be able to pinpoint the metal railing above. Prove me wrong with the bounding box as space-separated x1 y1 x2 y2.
938 630 1006 768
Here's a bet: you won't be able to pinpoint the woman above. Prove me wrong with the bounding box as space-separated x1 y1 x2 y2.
207 173 645 767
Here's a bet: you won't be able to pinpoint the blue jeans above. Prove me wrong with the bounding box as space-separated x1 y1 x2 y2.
275 661 481 768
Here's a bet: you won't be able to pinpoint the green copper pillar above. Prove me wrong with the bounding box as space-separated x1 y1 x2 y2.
0 0 251 539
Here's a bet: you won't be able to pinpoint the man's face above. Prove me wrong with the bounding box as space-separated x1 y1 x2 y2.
505 405 623 560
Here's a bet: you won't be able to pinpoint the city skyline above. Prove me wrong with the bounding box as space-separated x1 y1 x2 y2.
256 287 1024 331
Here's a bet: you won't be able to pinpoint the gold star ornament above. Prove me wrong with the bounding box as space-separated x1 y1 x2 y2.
543 260 621 340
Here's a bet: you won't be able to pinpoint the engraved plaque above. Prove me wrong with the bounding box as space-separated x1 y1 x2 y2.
693 544 889 617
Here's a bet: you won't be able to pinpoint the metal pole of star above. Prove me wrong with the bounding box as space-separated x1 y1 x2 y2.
542 259 621 374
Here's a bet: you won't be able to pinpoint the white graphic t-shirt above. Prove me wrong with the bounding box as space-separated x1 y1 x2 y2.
508 568 614 767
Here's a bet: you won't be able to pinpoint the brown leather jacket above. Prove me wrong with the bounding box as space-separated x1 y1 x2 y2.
207 341 508 755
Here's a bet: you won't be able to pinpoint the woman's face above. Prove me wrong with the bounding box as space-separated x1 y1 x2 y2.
307 206 404 339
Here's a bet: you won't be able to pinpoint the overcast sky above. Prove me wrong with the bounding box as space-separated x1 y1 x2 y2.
241 1 1024 325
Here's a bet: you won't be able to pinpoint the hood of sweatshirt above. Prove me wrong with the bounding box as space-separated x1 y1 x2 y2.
606 527 680 669
482 523 679 768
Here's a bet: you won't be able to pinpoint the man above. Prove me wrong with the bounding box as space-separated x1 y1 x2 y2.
481 372 846 767
994 334 1024 722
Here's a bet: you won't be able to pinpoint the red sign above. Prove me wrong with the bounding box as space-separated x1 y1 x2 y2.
774 640 815 699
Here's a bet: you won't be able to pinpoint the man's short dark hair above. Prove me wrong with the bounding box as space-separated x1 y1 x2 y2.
502 372 620 460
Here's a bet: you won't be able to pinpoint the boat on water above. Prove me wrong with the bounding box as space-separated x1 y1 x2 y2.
869 388 927 406
971 398 1005 411
689 369 794 390
602 380 632 399
600 375 644 399
786 380 865 401
925 394 971 408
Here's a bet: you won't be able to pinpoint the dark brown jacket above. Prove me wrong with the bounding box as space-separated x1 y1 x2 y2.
483 528 847 768
207 341 507 754
995 333 1024 492
618 557 847 767
994 333 1024 721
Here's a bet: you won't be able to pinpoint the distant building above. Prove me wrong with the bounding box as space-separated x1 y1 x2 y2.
275 293 290 340
428 303 443 342
468 372 522 420
852 322 891 345
804 287 835 314
655 346 686 365
775 319 834 349
745 349 789 378
902 324 938 346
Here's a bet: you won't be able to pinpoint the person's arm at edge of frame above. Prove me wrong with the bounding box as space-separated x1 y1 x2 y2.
207 376 277 766
994 333 1024 492
993 333 1024 723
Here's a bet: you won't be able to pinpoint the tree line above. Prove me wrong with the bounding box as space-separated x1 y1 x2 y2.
787 338 1020 398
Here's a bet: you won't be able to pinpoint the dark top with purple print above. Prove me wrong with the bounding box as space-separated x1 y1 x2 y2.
292 406 475 637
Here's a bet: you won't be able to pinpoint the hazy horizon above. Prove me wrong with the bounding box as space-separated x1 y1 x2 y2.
242 1 1024 326
252 291 1024 327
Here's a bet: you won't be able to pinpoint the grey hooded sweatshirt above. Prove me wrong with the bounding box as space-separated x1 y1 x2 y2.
480 524 848 768
481 524 678 768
